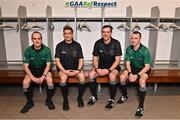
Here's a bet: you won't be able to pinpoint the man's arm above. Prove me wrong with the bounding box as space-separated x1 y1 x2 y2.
78 58 84 70
92 56 99 69
42 62 51 76
24 64 41 83
109 56 121 71
55 58 66 73
23 63 34 79
126 61 132 73
138 64 150 76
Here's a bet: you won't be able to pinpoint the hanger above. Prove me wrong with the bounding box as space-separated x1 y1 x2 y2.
144 22 158 30
0 20 16 30
30 21 44 30
131 23 141 31
168 21 180 31
78 19 91 32
117 22 130 31
159 23 169 32
21 19 44 31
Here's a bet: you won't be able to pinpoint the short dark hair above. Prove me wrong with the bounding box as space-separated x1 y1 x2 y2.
63 25 73 33
102 25 113 32
132 31 141 38
31 31 42 39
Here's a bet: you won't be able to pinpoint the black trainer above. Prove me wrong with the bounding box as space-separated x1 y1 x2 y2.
117 95 128 104
87 96 98 106
135 107 144 118
105 99 115 110
20 102 34 113
45 99 55 110
77 97 84 108
63 100 69 111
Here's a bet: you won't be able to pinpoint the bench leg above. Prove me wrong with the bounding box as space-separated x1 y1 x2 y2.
98 83 101 93
39 85 42 93
154 83 158 93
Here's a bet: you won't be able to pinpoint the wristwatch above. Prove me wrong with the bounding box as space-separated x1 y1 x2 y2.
78 69 81 73
43 74 47 77
137 73 141 79
128 72 132 76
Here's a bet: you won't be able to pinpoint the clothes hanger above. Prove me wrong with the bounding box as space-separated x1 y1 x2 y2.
0 20 16 30
30 21 44 30
117 23 130 31
158 23 169 32
78 19 91 32
131 23 141 31
168 20 180 31
21 19 31 30
144 22 158 30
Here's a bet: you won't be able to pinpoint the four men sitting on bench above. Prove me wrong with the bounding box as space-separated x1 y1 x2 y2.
20 26 152 118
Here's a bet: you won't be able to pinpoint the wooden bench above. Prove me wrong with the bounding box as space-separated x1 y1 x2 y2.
1 69 180 92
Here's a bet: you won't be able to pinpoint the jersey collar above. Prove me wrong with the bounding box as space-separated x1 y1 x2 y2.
131 43 142 52
32 44 44 52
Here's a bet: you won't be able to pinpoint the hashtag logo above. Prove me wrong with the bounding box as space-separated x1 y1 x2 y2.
65 2 69 7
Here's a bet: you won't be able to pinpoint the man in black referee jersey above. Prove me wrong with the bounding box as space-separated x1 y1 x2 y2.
87 25 122 110
55 26 86 111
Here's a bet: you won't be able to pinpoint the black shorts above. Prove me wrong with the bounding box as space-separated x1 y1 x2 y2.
99 65 121 72
56 66 78 72
131 67 151 75
28 66 46 78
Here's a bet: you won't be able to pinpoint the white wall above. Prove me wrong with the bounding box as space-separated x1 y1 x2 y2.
0 0 180 61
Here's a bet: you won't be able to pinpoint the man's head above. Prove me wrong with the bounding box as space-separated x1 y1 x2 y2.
31 31 42 49
130 31 141 47
63 26 73 43
102 25 113 41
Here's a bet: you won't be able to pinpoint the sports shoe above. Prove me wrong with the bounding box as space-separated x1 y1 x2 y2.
135 107 144 118
45 99 55 110
87 96 98 106
77 97 84 108
117 95 128 104
20 102 34 113
105 99 115 110
63 100 69 111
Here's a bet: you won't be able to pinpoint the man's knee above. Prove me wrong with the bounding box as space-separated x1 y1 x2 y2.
139 74 148 87
120 74 128 82
23 75 31 88
77 73 85 83
109 72 117 81
89 70 96 80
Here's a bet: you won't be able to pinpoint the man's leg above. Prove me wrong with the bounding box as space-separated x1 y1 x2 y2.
45 72 55 110
59 71 69 111
135 73 148 118
21 75 34 113
76 71 86 107
117 70 129 104
87 69 98 106
105 70 118 110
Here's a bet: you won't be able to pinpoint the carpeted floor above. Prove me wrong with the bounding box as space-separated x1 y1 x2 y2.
0 83 180 119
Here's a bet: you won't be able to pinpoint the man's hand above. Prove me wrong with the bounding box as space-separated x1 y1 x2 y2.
39 75 46 84
62 70 79 76
67 70 79 76
96 69 109 76
129 74 138 82
31 76 41 84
